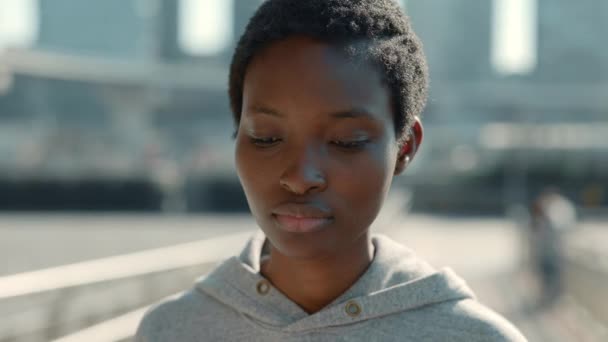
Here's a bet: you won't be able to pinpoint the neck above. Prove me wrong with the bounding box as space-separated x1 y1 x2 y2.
260 234 374 314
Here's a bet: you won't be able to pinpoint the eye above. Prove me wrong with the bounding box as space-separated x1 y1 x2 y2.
331 139 370 150
249 136 281 147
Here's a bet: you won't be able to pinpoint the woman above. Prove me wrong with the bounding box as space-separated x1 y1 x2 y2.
136 0 527 340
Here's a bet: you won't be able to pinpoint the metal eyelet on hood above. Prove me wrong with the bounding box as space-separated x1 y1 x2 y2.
345 300 362 317
257 279 271 295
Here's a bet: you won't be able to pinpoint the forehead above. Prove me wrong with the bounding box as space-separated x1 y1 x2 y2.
242 36 392 121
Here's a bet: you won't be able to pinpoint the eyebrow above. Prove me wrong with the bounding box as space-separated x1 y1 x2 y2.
247 105 380 122
247 105 284 117
329 109 379 121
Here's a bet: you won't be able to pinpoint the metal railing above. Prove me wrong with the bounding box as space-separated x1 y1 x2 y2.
0 231 253 342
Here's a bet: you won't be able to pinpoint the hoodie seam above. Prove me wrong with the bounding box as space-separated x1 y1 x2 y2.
195 280 291 325
238 310 294 334
241 312 369 335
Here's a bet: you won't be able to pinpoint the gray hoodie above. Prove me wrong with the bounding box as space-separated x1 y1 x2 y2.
136 232 527 341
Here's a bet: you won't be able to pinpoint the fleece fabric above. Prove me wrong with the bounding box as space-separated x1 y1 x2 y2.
136 231 527 341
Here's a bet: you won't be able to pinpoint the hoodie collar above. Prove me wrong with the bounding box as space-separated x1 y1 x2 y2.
197 230 475 332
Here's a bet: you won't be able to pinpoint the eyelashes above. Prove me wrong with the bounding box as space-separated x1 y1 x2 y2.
249 137 281 147
249 137 370 150
331 139 369 149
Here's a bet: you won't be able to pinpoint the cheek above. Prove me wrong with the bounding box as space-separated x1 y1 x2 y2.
234 139 248 185
236 135 395 225
235 141 267 209
332 145 394 218
235 138 286 221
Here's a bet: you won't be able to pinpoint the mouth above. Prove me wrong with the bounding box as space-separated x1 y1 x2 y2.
272 214 333 233
271 202 334 233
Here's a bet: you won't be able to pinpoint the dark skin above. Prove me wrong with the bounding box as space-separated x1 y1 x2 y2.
235 36 423 314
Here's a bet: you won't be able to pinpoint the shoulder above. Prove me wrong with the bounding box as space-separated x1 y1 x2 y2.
134 290 200 342
426 299 528 342
134 288 232 342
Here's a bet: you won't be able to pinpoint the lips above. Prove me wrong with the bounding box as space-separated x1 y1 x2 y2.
272 203 333 233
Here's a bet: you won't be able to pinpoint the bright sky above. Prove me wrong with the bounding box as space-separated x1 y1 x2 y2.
0 0 38 49
0 0 537 69
492 0 538 74
0 0 235 55
179 0 234 55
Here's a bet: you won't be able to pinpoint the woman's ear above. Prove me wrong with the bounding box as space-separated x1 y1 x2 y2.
394 117 423 175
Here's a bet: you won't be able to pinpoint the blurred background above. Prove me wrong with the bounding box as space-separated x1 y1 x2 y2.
0 0 606 341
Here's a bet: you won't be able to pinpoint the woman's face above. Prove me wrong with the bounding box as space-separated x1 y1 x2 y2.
235 36 408 259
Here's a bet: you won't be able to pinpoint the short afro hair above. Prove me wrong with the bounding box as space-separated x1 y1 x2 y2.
228 0 428 145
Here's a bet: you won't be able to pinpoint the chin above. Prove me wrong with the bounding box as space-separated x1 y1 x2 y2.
262 226 339 260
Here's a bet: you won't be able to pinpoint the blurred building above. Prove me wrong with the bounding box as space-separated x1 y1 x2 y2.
0 0 260 211
407 0 495 83
535 0 608 83
404 0 608 213
0 0 606 213
37 0 156 59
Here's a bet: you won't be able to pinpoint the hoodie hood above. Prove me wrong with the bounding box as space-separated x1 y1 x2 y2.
196 231 476 333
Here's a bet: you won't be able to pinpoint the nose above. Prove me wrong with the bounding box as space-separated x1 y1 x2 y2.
279 146 327 195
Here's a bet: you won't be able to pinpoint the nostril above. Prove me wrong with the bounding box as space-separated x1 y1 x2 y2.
279 174 326 195
279 152 327 194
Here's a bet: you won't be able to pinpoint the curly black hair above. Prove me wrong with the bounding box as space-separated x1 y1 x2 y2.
228 0 428 146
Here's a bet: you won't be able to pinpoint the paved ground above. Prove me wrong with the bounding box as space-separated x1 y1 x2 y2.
1 211 606 341
0 213 253 276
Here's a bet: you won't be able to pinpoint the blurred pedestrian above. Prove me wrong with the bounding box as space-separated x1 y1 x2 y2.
528 187 576 309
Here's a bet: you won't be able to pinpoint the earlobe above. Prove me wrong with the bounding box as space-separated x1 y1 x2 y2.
394 152 409 175
394 117 423 176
